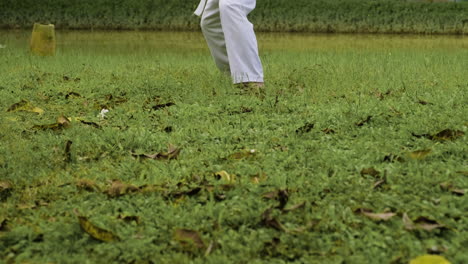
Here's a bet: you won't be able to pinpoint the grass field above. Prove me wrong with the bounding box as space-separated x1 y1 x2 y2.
0 31 467 263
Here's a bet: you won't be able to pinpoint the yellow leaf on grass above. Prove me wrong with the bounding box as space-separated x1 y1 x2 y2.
409 255 450 264
78 216 119 242
214 170 236 183
409 149 432 160
7 100 44 114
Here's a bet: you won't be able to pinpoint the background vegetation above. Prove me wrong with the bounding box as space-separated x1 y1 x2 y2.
0 0 467 34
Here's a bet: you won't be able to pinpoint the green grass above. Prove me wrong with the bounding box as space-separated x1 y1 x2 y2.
0 31 467 263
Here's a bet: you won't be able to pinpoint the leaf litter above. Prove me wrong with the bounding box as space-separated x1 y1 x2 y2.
173 228 206 251
412 129 464 141
77 215 120 242
354 208 396 221
132 144 181 160
7 99 44 114
33 115 71 131
403 213 445 232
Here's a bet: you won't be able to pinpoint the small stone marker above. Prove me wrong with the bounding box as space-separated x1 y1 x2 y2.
30 23 56 56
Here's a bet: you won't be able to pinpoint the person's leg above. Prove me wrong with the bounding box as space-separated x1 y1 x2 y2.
219 0 264 84
200 0 230 74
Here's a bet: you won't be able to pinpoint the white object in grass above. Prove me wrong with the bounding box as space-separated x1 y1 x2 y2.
98 108 109 119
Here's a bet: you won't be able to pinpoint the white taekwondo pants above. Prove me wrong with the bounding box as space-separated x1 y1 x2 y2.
195 0 264 84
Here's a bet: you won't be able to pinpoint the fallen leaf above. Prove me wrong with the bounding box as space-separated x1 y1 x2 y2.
33 115 71 131
6 100 44 114
80 120 101 129
64 140 72 163
204 240 215 257
250 172 268 184
65 91 82 99
261 208 286 232
262 189 289 210
431 129 464 141
105 180 139 198
409 255 450 264
168 187 202 200
132 144 181 161
227 149 257 160
439 182 464 196
360 167 380 177
0 217 8 231
282 201 306 213
296 122 314 134
383 154 405 163
117 214 141 224
356 116 372 127
17 203 37 210
408 149 432 160
373 178 386 189
417 99 433 105
355 208 396 221
78 216 120 242
214 170 236 183
76 179 99 192
174 228 205 250
152 102 175 111
403 213 445 231
322 128 335 134
0 181 13 201
427 245 448 254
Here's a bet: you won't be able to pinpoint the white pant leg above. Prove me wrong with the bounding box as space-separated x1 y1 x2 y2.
200 0 264 84
201 0 230 74
219 0 264 83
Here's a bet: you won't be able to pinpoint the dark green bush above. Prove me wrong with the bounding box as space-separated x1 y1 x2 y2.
0 0 467 33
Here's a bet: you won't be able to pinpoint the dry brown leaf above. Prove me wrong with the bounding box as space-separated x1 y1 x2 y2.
431 129 464 141
76 179 99 192
383 154 405 163
417 99 432 105
57 115 71 126
64 140 72 163
296 122 315 134
152 102 175 111
132 144 181 161
356 116 372 127
360 167 380 177
105 180 139 198
403 213 445 231
261 208 286 232
355 208 396 221
440 182 465 196
117 214 141 224
0 217 8 231
262 189 289 210
33 115 71 131
282 201 306 213
0 181 13 201
174 228 205 250
322 128 335 134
